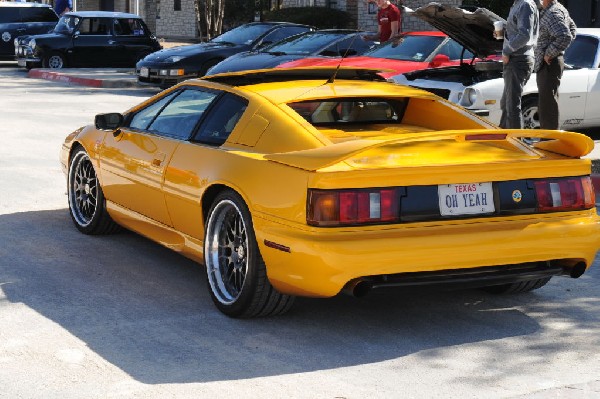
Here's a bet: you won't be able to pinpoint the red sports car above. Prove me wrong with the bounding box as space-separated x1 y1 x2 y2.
279 31 474 78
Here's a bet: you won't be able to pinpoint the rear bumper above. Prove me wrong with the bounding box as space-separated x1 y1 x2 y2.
255 209 600 297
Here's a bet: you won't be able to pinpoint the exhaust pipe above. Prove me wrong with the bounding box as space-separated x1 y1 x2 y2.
342 280 372 298
567 262 586 278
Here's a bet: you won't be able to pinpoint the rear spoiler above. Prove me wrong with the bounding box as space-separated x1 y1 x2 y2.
264 129 594 171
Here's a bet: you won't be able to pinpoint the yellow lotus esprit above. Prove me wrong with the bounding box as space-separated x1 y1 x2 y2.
60 68 600 318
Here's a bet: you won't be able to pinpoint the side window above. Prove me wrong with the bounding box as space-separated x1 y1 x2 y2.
113 18 146 36
78 18 111 35
194 93 248 146
129 91 179 131
261 26 308 46
147 89 219 139
19 8 59 23
0 8 20 23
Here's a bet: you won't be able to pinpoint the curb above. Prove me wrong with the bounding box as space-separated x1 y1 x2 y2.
27 69 139 88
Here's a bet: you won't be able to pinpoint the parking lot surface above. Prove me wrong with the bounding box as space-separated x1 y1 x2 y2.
1 63 600 398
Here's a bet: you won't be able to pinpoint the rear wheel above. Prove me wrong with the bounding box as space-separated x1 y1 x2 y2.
522 96 540 129
43 51 66 69
68 147 120 235
483 277 551 294
204 190 295 317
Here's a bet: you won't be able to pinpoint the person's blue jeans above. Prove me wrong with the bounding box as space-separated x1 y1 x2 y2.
500 55 534 129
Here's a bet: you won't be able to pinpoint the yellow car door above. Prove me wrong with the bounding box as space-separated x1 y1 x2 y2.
100 87 221 226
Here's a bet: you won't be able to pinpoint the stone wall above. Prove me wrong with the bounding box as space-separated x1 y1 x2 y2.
282 0 464 33
155 0 197 38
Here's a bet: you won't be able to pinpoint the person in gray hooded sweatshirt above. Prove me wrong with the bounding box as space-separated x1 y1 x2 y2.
499 0 539 129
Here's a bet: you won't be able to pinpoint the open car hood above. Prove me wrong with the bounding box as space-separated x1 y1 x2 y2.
408 2 505 58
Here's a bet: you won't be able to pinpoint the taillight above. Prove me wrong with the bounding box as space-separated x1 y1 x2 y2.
307 188 400 226
534 176 595 212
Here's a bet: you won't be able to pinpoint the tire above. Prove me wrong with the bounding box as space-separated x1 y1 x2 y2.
522 96 540 129
482 277 551 294
43 51 66 69
68 147 120 235
204 190 295 318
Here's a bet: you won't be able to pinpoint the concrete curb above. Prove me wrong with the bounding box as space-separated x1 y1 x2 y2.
27 68 139 88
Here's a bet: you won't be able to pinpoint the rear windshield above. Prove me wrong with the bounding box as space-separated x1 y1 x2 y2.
289 98 407 125
0 7 58 23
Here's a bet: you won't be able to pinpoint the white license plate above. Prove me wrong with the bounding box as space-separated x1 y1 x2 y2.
17 59 25 67
139 67 149 77
438 182 495 216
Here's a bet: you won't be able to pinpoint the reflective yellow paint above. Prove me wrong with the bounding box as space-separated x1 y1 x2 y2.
60 73 600 298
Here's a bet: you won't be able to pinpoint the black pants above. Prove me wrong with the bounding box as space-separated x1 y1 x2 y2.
536 55 564 130
500 55 534 129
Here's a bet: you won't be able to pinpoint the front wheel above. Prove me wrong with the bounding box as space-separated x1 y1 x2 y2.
204 190 295 317
68 147 120 235
43 51 66 69
522 96 540 129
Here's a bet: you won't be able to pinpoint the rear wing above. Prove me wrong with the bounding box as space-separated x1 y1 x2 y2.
264 129 594 171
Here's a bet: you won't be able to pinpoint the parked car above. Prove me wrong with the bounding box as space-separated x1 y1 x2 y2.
14 11 161 70
0 2 58 60
136 22 313 87
206 29 377 75
60 67 599 318
279 31 479 79
391 4 600 130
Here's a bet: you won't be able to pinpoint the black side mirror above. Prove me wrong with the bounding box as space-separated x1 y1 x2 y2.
95 112 124 130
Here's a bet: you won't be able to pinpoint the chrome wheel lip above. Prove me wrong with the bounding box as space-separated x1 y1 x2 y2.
523 105 540 129
205 199 249 305
68 152 98 228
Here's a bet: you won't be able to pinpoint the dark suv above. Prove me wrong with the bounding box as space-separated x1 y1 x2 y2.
15 11 161 69
0 3 58 60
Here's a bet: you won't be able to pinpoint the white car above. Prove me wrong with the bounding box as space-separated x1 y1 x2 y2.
393 4 600 130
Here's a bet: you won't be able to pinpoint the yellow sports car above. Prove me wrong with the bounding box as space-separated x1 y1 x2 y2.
60 68 600 318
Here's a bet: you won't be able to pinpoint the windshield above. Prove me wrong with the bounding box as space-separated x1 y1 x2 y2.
53 15 79 34
564 35 599 69
365 35 446 62
212 24 274 45
262 31 349 55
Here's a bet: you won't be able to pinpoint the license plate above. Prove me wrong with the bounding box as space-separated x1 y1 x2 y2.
17 59 25 67
438 182 495 216
139 67 149 77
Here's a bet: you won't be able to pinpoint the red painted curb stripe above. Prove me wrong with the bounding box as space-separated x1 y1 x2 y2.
27 69 103 88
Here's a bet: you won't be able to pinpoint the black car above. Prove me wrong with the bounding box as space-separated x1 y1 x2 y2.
136 22 313 88
207 29 377 75
15 11 161 69
0 2 58 60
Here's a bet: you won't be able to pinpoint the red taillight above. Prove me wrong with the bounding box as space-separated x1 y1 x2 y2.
534 176 595 212
308 189 400 226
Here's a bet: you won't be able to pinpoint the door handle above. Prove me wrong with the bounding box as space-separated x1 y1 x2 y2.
108 40 116 45
151 152 166 167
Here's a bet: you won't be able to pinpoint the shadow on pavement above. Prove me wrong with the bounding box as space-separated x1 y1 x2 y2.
1 209 598 385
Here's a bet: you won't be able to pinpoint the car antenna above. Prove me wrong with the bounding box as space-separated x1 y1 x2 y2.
326 31 365 84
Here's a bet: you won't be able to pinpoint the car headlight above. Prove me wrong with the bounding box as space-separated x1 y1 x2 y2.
30 39 36 50
164 56 185 63
462 88 477 107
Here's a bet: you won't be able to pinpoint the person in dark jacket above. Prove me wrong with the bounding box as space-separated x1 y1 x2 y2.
535 0 576 129
500 0 539 129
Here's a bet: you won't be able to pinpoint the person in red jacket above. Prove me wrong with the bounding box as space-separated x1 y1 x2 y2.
366 0 401 42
